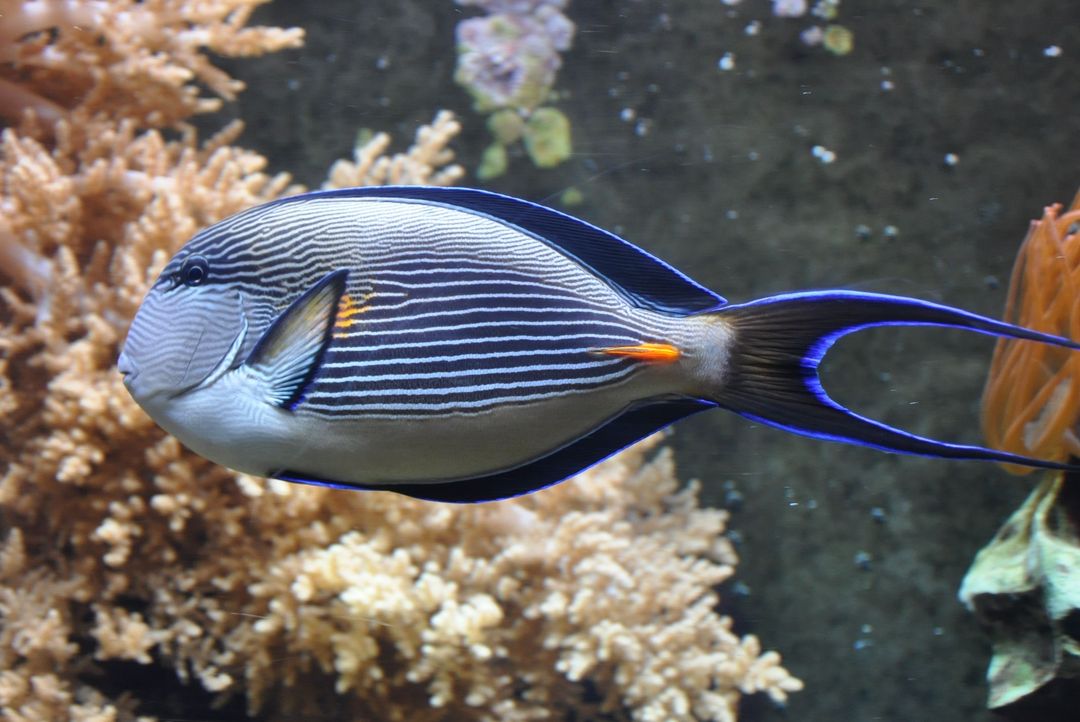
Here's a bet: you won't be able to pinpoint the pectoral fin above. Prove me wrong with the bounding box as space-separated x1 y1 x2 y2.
246 269 348 409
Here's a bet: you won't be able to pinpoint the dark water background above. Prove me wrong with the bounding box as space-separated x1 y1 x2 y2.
211 1 1080 720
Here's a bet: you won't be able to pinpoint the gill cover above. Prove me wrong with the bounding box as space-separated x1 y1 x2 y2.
121 277 247 400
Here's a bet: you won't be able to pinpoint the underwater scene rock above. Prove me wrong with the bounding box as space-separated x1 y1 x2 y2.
960 472 1080 720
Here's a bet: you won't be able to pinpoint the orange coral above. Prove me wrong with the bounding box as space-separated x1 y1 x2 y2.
981 190 1080 474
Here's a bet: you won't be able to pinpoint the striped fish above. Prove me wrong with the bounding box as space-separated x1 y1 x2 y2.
118 186 1080 502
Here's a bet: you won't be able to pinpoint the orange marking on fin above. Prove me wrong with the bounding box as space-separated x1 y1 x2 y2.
595 342 681 364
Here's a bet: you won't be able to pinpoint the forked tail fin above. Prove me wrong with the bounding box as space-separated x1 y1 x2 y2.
711 290 1080 470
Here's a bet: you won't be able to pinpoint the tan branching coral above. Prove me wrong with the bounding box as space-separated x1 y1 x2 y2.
216 439 802 722
325 110 466 189
0 0 304 129
0 2 798 720
0 5 303 720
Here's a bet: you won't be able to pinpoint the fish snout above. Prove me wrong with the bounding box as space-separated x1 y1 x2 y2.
117 350 137 381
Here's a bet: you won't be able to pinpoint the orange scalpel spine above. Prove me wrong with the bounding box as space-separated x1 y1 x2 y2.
593 342 681 364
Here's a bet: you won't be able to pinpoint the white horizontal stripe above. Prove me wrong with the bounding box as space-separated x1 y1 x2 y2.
333 316 651 339
374 265 583 284
322 344 632 368
356 304 632 327
307 367 638 408
318 358 622 385
363 255 564 274
329 332 640 353
365 291 607 313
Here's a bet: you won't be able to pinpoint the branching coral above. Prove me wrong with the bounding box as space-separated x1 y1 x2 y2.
324 110 465 189
0 1 798 720
0 5 303 718
127 439 798 722
981 190 1080 473
234 439 803 721
0 0 304 129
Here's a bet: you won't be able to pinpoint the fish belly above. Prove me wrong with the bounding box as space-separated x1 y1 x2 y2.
285 377 662 484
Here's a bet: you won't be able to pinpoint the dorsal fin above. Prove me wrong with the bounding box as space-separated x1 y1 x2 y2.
273 186 726 316
274 397 714 503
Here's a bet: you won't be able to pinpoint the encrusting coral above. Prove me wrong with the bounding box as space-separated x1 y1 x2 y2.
981 190 1080 473
0 2 800 720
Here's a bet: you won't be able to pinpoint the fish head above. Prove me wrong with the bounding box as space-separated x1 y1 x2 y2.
120 251 247 407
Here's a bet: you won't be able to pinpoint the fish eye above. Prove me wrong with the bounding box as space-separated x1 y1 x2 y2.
181 255 210 287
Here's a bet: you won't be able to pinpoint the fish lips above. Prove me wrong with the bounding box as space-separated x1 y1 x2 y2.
117 348 135 371
117 350 137 383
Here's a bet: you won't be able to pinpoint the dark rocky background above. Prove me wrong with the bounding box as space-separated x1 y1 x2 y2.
206 1 1080 720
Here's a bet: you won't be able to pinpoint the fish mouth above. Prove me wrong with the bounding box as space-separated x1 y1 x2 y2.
117 351 137 382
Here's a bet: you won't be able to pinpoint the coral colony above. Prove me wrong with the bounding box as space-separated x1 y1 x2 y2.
453 0 574 177
454 0 573 113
